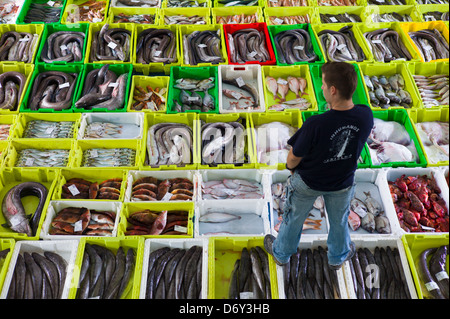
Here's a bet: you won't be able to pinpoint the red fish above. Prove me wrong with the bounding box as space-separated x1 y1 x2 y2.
149 210 168 235
395 175 408 193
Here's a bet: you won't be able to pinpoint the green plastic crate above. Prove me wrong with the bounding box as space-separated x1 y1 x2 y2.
16 0 68 24
68 236 145 299
309 63 369 111
402 234 449 299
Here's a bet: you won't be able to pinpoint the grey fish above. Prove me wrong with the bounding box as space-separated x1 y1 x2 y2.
229 259 240 299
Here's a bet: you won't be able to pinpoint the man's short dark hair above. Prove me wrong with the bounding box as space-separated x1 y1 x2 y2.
322 62 358 100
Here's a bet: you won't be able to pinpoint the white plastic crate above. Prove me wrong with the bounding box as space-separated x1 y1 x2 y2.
341 237 418 299
218 64 266 114
41 200 122 240
0 240 79 299
77 112 145 140
139 238 209 299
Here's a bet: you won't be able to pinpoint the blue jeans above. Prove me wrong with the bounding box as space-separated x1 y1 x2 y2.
273 171 355 266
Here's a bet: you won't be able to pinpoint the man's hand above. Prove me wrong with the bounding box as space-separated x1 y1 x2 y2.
286 148 302 174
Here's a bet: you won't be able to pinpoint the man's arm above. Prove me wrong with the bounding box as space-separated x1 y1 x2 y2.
286 148 302 173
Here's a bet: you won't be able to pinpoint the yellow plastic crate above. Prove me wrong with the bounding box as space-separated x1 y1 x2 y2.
160 7 211 25
118 201 194 238
0 239 14 293
142 112 198 170
133 24 181 75
52 167 129 201
208 236 279 299
68 236 145 299
416 4 450 22
12 113 81 140
315 5 365 24
261 65 318 112
0 115 18 141
107 6 160 24
0 64 34 115
0 167 59 240
212 6 264 24
61 0 109 24
264 6 318 25
0 24 44 65
408 108 449 167
162 0 211 7
0 142 9 169
364 5 423 24
358 62 422 110
85 22 134 64
250 110 302 170
399 21 449 63
265 0 314 6
127 75 169 112
215 0 264 6
178 24 229 67
197 113 256 170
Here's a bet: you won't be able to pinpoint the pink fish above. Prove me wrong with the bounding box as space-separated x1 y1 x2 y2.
287 76 300 98
277 78 289 102
297 77 307 96
149 210 167 235
222 89 252 101
348 210 361 231
265 76 278 100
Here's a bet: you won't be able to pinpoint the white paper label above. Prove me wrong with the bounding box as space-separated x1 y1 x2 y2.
154 50 162 56
425 281 440 291
59 82 70 89
274 18 284 24
84 6 89 9
372 39 382 44
60 44 68 51
108 42 117 49
230 91 241 100
45 126 55 134
174 225 188 233
19 38 29 42
435 271 449 281
198 44 207 48
336 44 346 51
248 51 258 58
423 45 433 51
424 15 434 20
47 1 55 6
277 78 288 85
68 184 80 196
74 220 83 232
161 192 173 201
239 292 254 299
92 18 102 22
376 0 384 2
25 158 34 166
236 77 245 87
188 96 199 101
294 45 304 50
330 17 338 22
108 82 119 88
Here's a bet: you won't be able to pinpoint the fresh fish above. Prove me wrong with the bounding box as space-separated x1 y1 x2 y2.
348 210 361 231
350 198 368 218
360 212 375 233
374 214 391 234
199 212 241 223
363 191 383 216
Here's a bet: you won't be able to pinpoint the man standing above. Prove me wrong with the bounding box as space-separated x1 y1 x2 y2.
265 62 374 270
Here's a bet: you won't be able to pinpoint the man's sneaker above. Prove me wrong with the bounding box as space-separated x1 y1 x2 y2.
264 234 287 266
328 242 356 270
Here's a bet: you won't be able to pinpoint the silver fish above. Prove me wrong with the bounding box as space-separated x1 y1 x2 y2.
199 212 241 223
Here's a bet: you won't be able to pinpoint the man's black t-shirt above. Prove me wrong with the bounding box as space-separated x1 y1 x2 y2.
287 105 374 191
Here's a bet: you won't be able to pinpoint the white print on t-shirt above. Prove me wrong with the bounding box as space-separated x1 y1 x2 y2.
323 125 360 164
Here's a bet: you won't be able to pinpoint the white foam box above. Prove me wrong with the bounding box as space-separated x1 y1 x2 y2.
194 199 271 237
77 112 145 140
218 64 266 114
0 239 79 299
124 169 198 202
40 200 122 240
139 238 209 299
377 167 449 236
341 237 418 299
276 236 349 299
266 169 329 237
437 166 449 207
197 168 268 201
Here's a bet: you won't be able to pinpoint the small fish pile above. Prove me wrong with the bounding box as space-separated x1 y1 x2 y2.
23 1 64 23
216 13 259 24
371 12 412 22
90 24 131 62
115 0 159 6
348 247 411 299
76 244 135 299
229 247 272 299
0 31 39 63
417 0 448 3
28 71 78 111
283 247 341 299
132 85 166 111
183 30 224 66
145 246 203 299
167 0 208 6
363 74 412 109
367 0 406 4
131 176 194 201
218 0 259 5
368 118 419 164
254 122 296 165
40 31 85 63
61 178 122 200
136 28 177 65
265 76 311 111
113 13 156 23
268 15 310 25
125 210 189 236
412 74 449 107
202 179 263 200
415 121 449 164
16 149 70 167
227 28 271 64
82 148 136 167
201 121 246 166
267 0 308 6
364 28 413 63
319 0 358 4
6 251 67 299
417 245 448 299
173 78 215 112
83 122 124 139
0 124 11 140
49 207 116 236
273 29 319 64
409 29 449 62
389 174 448 233
0 71 27 111
221 76 259 111
147 123 193 166
320 13 361 23
349 191 391 234
23 120 74 139
319 26 366 62
423 11 449 21
66 0 106 23
75 65 128 111
0 1 19 24
164 14 206 25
